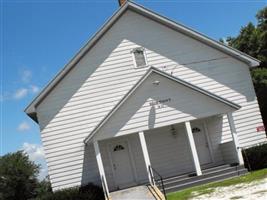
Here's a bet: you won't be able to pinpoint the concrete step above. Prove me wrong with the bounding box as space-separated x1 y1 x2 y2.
164 168 247 194
157 165 247 194
163 165 244 188
161 164 235 183
202 164 234 173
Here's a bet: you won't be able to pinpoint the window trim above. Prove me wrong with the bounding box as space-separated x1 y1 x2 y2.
131 47 148 68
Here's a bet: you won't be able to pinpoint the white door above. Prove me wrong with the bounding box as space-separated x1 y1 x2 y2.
191 122 212 165
110 141 136 189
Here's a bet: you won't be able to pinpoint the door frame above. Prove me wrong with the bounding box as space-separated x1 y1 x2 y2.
107 138 138 189
203 120 215 163
191 120 214 165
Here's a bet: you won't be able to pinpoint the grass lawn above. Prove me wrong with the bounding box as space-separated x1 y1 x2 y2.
167 168 267 200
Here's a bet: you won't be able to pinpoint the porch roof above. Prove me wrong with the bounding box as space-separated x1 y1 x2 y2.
84 67 240 143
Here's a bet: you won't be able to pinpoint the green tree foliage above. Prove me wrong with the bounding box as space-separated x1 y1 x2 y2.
34 177 53 199
227 22 262 60
242 143 267 171
0 151 40 200
0 151 102 200
33 183 104 200
224 7 267 127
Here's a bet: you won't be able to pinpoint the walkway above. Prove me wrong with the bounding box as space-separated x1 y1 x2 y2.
110 185 156 200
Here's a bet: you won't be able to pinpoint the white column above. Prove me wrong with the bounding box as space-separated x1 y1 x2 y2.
227 113 244 165
93 141 110 200
138 131 154 185
185 121 202 176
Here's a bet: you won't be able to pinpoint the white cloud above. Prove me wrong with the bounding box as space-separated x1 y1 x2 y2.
14 88 28 99
22 143 48 180
30 85 39 93
17 121 31 131
21 70 32 83
9 69 40 101
13 85 39 100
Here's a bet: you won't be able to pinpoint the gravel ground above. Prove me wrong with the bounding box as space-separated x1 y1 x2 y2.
191 178 267 200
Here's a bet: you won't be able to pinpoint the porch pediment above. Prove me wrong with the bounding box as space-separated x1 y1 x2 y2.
85 67 240 142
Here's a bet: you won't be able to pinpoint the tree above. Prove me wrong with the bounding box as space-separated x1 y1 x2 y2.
226 7 267 68
0 151 40 200
256 7 267 66
34 177 53 199
223 7 267 128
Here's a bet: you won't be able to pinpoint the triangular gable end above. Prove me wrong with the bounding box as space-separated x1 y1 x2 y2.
84 67 240 142
25 1 258 123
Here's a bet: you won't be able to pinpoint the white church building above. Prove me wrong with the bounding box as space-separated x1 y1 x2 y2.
25 1 267 199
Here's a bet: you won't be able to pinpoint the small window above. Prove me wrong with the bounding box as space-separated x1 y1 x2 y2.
192 127 201 133
113 145 125 152
132 47 147 68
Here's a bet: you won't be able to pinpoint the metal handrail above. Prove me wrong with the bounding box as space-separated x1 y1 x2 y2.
101 175 109 200
148 165 167 199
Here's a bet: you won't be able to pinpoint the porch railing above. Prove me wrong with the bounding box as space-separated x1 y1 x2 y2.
148 165 167 199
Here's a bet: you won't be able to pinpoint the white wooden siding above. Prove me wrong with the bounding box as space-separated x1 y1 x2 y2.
219 141 238 164
36 10 266 190
95 72 235 140
145 124 195 178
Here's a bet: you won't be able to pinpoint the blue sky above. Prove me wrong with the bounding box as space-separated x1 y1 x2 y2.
1 0 266 178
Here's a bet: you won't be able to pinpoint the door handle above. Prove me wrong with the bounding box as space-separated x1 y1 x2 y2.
113 164 116 170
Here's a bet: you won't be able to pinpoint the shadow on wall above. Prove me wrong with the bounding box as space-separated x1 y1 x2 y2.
38 36 128 130
81 143 101 186
207 115 237 163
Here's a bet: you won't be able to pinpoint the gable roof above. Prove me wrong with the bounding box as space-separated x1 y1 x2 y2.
84 66 241 143
25 1 259 123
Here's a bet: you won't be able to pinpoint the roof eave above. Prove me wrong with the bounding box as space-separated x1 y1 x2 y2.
25 112 38 123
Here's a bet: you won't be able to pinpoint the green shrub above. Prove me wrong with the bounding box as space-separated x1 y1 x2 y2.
242 143 267 171
35 183 104 200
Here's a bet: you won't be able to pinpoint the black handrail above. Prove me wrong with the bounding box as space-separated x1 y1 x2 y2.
101 175 109 200
148 165 167 199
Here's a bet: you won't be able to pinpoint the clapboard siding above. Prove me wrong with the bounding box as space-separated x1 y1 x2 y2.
204 117 225 164
220 141 237 164
36 10 266 190
145 124 195 178
95 72 235 140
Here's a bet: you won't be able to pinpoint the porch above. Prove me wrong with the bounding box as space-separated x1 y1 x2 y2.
91 114 244 200
84 69 245 200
